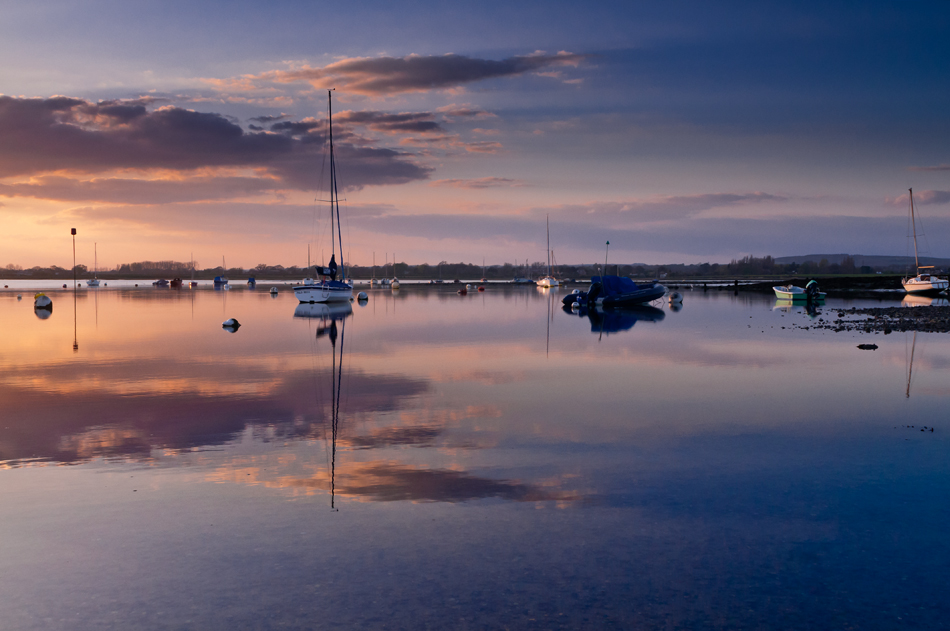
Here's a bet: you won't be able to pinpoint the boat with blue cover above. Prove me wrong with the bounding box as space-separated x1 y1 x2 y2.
562 275 667 308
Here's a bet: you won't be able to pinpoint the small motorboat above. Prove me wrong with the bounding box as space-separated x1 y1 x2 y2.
153 279 169 287
247 277 256 288
773 280 825 301
562 275 666 308
170 278 183 288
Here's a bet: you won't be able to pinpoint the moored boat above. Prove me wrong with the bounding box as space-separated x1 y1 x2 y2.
294 90 353 304
902 189 949 295
563 275 666 308
536 215 560 288
773 280 825 301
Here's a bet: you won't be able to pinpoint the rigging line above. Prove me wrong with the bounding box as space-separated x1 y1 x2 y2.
311 124 331 249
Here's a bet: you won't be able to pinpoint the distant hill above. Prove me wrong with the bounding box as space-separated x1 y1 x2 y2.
774 254 950 268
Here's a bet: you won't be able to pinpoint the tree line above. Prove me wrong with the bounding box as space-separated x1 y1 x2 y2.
0 255 919 280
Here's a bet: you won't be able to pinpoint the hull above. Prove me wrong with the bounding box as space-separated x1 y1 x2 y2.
536 277 559 287
86 279 100 287
598 284 667 307
773 286 826 301
293 281 353 303
902 277 948 295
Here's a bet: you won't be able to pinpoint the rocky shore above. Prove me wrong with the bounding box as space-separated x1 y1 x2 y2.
793 305 950 334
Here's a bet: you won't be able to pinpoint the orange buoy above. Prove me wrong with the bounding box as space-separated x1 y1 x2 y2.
477 286 485 292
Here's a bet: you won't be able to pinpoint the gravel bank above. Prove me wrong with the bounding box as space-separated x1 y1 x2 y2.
792 305 950 334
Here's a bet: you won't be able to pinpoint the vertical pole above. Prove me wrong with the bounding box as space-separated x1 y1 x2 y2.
604 241 610 276
71 228 77 288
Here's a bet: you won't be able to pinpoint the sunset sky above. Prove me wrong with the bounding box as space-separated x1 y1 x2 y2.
1 0 948 270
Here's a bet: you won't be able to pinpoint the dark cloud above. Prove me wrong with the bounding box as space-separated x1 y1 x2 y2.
908 164 950 172
249 113 291 124
250 52 586 95
336 111 443 134
270 119 322 135
436 105 495 119
430 177 524 189
0 96 431 190
916 190 950 205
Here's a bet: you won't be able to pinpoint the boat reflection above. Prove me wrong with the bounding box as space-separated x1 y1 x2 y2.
563 304 665 337
901 294 949 307
293 301 353 321
772 299 822 319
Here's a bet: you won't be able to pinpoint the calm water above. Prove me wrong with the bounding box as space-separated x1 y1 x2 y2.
1 285 948 629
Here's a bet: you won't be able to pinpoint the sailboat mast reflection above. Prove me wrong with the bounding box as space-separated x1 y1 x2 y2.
329 317 344 510
906 331 917 399
296 301 353 509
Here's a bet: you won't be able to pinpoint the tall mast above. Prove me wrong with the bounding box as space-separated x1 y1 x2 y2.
546 214 551 276
910 188 919 270
94 242 98 279
328 89 346 281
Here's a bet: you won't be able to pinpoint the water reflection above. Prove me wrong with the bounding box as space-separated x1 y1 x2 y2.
3 285 950 627
902 294 950 307
293 301 354 321
773 298 822 318
563 304 665 337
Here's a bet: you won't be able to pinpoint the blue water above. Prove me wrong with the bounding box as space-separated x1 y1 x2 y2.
0 285 947 629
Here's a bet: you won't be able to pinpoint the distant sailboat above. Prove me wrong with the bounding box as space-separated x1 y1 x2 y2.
214 256 228 287
902 188 949 295
536 215 559 288
86 243 100 287
189 253 198 288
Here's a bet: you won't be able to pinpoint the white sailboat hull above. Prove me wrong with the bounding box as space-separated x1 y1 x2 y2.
536 277 559 288
902 276 948 294
293 282 353 303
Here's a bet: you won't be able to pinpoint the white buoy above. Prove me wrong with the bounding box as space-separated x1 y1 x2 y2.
669 291 683 304
34 293 52 309
391 279 400 289
270 287 278 295
466 284 473 290
357 291 368 300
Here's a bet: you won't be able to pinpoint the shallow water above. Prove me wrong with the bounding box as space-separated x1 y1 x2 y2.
1 285 948 629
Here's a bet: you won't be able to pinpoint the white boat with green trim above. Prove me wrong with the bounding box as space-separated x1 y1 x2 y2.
773 280 825 301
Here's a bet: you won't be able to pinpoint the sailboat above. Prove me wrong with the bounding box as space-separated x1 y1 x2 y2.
902 188 949 295
295 90 354 303
86 243 100 287
189 253 198 288
214 256 228 287
536 215 559 287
